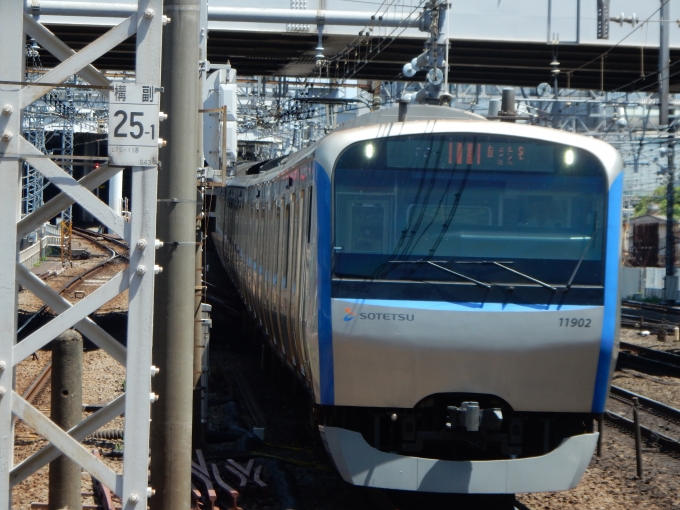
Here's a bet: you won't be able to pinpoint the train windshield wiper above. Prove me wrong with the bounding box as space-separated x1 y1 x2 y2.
454 261 556 292
388 260 491 289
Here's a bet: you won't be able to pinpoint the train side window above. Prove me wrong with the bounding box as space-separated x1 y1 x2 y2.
307 185 313 243
292 192 300 294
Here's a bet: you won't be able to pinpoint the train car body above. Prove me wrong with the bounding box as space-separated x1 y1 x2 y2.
212 106 623 494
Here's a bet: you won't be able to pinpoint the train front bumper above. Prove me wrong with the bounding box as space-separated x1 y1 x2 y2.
319 425 597 494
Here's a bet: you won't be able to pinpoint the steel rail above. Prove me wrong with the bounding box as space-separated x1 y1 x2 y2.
71 226 129 255
622 299 680 316
18 234 121 337
13 361 53 426
605 410 680 455
21 361 52 405
617 351 680 378
610 385 680 424
619 342 680 368
621 313 665 325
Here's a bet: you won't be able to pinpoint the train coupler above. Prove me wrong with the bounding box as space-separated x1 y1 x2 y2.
446 402 503 432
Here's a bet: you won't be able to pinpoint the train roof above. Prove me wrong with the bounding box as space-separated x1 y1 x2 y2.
335 104 486 131
227 104 623 188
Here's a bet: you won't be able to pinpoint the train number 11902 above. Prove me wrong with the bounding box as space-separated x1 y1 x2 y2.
559 318 591 327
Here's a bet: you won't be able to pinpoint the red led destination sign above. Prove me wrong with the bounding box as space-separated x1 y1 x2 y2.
386 138 557 172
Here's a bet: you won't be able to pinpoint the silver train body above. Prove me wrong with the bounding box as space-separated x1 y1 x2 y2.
212 106 623 494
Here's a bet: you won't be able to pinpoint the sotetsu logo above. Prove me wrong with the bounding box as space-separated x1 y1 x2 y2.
343 309 415 322
343 308 356 321
359 312 415 321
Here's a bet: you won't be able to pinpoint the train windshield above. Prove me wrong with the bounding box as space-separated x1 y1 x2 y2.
332 133 607 286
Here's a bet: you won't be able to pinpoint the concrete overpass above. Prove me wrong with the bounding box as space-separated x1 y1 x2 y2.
27 0 680 90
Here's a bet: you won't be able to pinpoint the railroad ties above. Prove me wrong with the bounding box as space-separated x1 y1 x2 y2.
609 312 680 462
191 449 267 510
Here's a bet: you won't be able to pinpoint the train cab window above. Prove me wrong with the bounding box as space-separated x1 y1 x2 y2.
335 194 393 253
333 133 608 287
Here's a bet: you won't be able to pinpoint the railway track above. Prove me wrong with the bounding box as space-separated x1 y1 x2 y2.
71 226 129 258
617 341 680 378
20 228 130 336
621 299 680 329
16 228 131 416
607 385 680 456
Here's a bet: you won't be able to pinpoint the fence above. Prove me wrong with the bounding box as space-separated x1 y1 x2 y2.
18 226 61 269
621 267 673 301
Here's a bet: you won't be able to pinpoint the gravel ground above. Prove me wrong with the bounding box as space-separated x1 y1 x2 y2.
621 327 680 355
615 328 680 410
201 240 680 510
13 348 125 509
12 242 680 510
19 233 129 316
209 329 680 510
518 426 680 509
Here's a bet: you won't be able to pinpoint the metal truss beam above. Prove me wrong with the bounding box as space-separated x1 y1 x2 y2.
11 394 125 486
21 14 136 107
16 264 127 366
12 392 121 494
17 163 121 239
0 2 163 508
13 270 128 366
21 138 129 238
23 13 111 91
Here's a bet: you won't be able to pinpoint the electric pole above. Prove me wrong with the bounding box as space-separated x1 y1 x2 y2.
661 0 677 304
150 0 201 507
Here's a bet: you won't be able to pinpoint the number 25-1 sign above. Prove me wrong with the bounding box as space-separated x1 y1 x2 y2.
108 83 160 167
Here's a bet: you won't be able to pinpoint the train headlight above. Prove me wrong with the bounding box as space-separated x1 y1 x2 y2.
365 143 375 159
564 149 575 165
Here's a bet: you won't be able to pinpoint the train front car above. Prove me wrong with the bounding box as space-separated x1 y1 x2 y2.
314 121 623 494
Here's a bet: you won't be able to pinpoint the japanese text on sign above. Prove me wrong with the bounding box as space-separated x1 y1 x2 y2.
108 83 160 167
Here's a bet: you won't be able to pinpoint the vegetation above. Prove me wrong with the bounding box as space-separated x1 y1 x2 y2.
633 185 680 218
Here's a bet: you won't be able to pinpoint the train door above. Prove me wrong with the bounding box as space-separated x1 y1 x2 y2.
267 196 278 342
293 187 311 380
280 196 295 366
235 196 242 291
237 198 245 301
275 198 288 354
236 196 243 287
226 194 233 270
299 185 314 385
260 204 268 326
291 189 303 372
245 202 254 313
248 201 256 313
271 202 282 349
262 200 273 338
254 206 264 327
288 191 301 368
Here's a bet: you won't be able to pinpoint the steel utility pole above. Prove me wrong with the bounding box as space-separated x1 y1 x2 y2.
150 0 201 507
661 0 677 303
193 0 209 451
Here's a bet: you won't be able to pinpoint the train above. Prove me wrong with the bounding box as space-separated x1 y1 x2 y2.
211 104 623 494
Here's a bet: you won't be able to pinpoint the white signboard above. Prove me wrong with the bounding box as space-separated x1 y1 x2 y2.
108 83 160 166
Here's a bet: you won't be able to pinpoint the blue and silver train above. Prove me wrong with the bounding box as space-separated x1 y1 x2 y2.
212 105 623 494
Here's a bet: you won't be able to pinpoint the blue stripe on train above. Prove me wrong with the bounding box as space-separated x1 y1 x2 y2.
334 299 596 312
592 173 623 413
316 162 334 405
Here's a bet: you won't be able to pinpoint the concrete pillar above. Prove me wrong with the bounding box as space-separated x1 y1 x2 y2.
49 329 83 510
